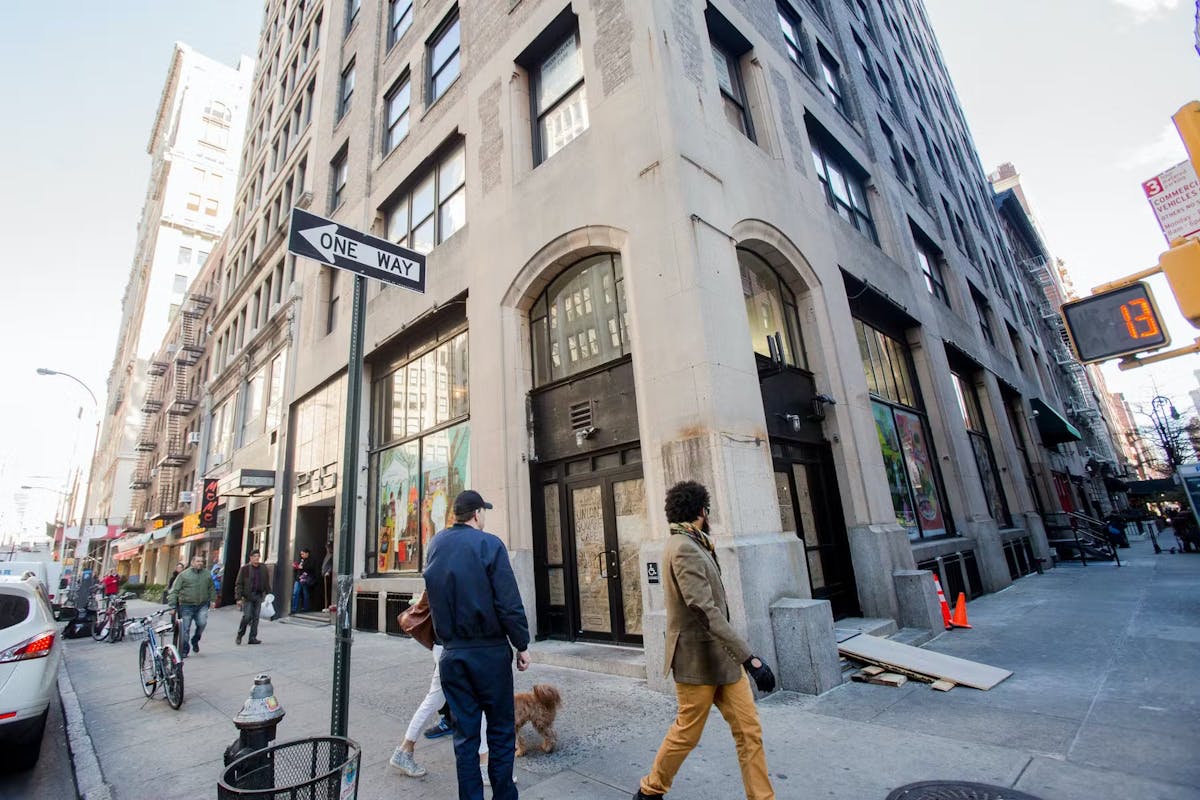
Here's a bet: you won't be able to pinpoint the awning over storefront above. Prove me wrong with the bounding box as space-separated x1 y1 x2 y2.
116 533 151 553
114 549 141 561
1127 478 1179 497
1030 398 1083 445
217 469 275 497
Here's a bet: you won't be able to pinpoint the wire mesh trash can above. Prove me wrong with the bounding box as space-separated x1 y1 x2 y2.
217 736 360 799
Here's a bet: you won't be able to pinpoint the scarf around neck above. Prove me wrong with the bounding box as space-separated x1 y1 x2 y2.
670 521 719 571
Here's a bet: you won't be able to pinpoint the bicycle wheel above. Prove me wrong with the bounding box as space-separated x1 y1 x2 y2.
138 640 158 697
91 611 108 642
162 647 184 709
108 610 124 643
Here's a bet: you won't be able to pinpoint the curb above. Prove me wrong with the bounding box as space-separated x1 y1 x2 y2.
57 657 114 800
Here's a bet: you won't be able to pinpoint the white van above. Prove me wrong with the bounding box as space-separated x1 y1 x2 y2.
0 561 63 618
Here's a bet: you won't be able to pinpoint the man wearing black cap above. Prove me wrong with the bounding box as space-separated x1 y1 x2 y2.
424 489 530 800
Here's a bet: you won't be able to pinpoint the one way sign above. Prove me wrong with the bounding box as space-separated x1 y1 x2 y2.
288 207 426 293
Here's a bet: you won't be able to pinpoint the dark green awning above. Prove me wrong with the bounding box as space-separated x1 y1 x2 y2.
1030 397 1083 445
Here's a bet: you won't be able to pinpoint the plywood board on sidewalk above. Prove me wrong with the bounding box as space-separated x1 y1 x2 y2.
838 634 1012 690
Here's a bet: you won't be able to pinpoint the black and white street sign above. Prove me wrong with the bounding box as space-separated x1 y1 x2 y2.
288 207 426 293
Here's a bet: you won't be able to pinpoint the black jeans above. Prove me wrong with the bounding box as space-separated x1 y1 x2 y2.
440 645 517 800
238 595 262 640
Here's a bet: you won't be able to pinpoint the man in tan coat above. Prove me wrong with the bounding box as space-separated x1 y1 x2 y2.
635 480 776 800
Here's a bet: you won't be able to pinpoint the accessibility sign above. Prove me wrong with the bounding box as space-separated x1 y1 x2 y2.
287 207 426 293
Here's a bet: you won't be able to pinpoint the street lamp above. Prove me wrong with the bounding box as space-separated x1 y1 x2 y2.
1149 394 1183 469
37 367 101 606
21 485 70 562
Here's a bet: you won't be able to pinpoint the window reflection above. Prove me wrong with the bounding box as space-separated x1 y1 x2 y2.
530 254 629 386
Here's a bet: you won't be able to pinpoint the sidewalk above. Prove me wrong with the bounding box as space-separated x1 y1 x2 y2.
61 539 1200 799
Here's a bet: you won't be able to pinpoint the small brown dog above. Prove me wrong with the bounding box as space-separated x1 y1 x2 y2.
513 684 562 756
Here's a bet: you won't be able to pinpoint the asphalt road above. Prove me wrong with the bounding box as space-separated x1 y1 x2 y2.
0 690 76 799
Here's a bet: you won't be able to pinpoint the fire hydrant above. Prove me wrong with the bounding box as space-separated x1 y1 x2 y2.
224 674 286 786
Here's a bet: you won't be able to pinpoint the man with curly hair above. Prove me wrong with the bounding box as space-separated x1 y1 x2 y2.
634 480 777 800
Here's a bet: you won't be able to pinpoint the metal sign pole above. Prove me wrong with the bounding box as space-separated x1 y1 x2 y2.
331 274 367 738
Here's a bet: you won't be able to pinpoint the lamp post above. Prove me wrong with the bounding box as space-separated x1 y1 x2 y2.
20 485 70 562
1148 394 1182 470
37 368 101 607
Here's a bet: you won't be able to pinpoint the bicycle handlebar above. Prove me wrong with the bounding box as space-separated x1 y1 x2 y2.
123 607 175 627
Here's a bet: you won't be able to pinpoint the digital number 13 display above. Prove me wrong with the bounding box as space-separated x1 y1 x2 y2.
1120 298 1160 339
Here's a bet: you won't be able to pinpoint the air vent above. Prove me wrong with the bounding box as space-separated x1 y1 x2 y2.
569 401 593 430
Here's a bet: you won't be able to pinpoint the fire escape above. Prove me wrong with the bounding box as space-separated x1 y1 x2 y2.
128 359 168 530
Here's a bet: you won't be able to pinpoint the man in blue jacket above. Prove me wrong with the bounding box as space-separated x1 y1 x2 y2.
425 490 530 800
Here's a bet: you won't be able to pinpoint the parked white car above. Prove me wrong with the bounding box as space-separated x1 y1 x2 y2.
0 574 62 770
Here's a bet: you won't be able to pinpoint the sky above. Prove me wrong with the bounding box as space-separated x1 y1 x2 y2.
926 0 1200 418
1 1 1198 536
0 4 262 539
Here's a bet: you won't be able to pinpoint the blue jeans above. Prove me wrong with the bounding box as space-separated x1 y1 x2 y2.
177 604 208 655
292 579 310 612
440 645 517 800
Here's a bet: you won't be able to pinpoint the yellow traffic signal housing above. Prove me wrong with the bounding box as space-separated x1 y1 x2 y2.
1173 102 1200 179
1159 237 1200 327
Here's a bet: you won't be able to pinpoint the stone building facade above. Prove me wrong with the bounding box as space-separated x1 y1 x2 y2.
182 0 1106 689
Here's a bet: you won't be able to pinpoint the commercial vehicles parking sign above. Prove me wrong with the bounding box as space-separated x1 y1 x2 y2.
1143 160 1200 244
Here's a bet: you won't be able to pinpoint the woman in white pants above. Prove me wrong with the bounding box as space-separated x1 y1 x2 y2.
391 643 493 784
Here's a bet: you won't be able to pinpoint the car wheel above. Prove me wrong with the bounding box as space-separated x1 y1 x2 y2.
8 709 48 771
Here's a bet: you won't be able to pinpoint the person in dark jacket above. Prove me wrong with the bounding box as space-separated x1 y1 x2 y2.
424 490 530 800
234 549 271 645
291 548 315 612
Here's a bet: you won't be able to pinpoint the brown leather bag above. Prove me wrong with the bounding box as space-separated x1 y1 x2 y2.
399 591 435 650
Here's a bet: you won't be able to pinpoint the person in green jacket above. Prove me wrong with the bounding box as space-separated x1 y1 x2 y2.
166 554 216 658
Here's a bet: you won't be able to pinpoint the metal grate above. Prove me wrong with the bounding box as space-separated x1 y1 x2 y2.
354 592 378 632
886 781 1042 800
568 401 592 430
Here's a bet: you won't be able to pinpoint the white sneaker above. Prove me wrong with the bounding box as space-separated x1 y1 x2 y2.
389 749 426 777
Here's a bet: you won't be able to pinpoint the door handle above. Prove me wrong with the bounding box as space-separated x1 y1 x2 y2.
607 549 619 580
597 551 608 579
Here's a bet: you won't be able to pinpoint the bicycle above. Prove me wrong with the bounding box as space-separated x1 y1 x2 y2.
124 608 184 709
90 586 127 643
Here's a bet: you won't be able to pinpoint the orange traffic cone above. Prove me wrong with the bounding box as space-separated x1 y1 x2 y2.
949 592 972 629
932 575 952 629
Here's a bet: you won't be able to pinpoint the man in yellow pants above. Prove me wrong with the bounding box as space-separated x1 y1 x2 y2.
635 480 777 800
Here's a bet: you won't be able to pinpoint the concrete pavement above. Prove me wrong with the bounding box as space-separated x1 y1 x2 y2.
60 538 1200 799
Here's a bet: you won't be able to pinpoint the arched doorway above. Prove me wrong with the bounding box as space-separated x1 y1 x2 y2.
737 243 860 618
526 252 648 645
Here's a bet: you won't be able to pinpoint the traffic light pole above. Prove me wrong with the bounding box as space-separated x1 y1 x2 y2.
330 274 366 739
1118 337 1200 370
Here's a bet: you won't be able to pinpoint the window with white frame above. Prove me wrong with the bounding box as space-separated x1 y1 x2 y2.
383 141 466 254
532 28 588 163
383 74 411 154
711 39 754 141
427 9 461 105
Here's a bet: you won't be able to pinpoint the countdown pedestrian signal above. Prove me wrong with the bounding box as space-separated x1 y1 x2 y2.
1060 282 1170 364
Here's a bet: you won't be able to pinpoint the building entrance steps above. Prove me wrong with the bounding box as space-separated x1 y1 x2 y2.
533 639 646 679
279 611 332 627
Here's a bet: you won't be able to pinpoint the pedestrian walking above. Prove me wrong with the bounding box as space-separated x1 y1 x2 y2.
234 549 271 645
634 480 777 800
102 572 119 597
162 561 184 604
389 635 492 783
166 555 216 658
291 548 316 612
424 490 530 800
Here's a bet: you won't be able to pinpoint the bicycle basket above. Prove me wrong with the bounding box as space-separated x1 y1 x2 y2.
126 620 149 640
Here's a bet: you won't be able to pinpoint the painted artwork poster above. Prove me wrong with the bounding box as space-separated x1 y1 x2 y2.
872 402 918 538
893 409 947 538
420 423 471 566
377 441 419 572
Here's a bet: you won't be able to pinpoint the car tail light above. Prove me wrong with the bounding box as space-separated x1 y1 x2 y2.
0 631 55 663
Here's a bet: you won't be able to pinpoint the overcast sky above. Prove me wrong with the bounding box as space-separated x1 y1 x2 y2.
1 1 1198 536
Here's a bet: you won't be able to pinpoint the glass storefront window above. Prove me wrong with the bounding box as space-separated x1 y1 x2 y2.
738 248 807 369
370 330 470 573
530 254 629 386
856 318 951 540
952 372 1011 526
